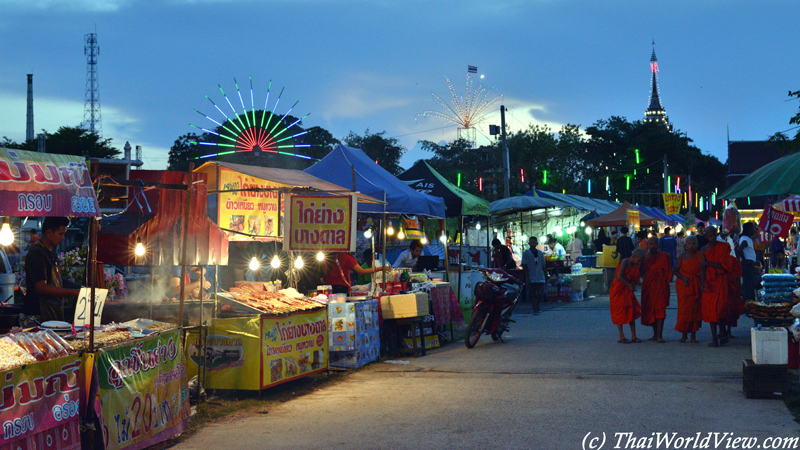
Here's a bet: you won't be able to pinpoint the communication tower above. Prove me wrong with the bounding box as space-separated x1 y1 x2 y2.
83 32 102 138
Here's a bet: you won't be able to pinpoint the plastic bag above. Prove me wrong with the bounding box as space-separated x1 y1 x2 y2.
10 333 46 361
37 331 69 357
27 332 60 360
792 303 800 319
722 202 741 235
790 319 800 339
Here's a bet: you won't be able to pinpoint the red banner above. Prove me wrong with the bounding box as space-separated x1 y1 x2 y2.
758 205 793 238
0 148 99 217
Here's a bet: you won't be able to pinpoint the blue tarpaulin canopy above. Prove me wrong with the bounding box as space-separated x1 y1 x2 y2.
305 144 446 217
490 195 572 215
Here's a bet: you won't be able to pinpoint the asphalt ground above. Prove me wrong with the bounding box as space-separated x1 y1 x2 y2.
172 285 799 450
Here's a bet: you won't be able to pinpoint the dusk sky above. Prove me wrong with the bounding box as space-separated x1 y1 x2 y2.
0 0 797 174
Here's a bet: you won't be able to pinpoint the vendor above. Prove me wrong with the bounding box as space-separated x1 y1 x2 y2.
392 239 423 269
547 235 566 260
491 238 516 270
23 217 81 323
324 252 390 294
170 266 212 300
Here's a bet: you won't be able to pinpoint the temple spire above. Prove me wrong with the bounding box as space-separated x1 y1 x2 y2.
644 41 672 131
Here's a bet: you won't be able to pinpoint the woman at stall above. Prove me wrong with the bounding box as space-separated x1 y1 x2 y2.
325 252 390 294
491 238 517 270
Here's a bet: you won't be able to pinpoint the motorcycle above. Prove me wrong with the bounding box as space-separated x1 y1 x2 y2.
465 269 524 348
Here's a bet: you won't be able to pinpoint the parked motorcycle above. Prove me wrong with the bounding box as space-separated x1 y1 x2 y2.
465 269 524 348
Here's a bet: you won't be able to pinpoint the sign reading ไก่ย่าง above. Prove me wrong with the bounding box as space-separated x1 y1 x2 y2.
284 194 356 252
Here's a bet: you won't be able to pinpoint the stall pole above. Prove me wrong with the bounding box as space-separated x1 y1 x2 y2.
88 217 98 353
457 215 463 313
380 193 387 296
178 164 194 331
199 265 206 401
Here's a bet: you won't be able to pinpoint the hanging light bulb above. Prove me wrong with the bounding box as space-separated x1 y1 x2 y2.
364 228 373 239
316 251 325 261
580 221 585 227
271 255 281 269
397 229 405 240
134 236 145 256
249 257 260 271
0 220 13 247
294 256 304 269
387 225 394 236
420 236 428 245
439 233 447 243
476 223 481 230
585 226 592 235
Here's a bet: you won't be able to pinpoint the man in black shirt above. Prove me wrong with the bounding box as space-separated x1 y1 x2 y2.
24 217 81 322
695 222 709 249
615 226 635 259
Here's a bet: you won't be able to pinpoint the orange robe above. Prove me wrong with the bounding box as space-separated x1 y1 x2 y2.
609 260 641 325
720 254 744 326
701 242 738 323
675 252 702 333
641 251 672 326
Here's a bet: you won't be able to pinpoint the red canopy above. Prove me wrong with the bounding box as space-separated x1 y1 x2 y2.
97 170 228 266
586 202 658 227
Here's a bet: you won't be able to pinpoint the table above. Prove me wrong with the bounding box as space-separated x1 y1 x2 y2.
383 317 426 357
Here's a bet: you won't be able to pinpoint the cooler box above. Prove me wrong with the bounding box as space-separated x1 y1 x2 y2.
598 245 620 268
380 293 429 319
576 255 597 268
751 327 788 365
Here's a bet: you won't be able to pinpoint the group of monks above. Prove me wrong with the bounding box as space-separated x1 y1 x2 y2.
610 225 743 347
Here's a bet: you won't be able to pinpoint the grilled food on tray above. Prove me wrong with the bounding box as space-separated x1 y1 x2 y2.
227 285 321 313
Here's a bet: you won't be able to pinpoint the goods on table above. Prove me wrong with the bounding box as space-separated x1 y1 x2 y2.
0 336 37 370
226 285 322 314
746 273 799 325
69 328 133 351
0 330 77 370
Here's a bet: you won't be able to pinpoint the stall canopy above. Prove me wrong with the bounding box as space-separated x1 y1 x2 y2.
528 189 620 215
636 206 681 226
305 144 446 217
490 195 572 215
720 150 800 199
97 170 229 267
586 202 658 227
396 160 489 216
0 147 100 217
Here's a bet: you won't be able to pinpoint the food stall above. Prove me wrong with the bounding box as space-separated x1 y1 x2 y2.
0 148 102 449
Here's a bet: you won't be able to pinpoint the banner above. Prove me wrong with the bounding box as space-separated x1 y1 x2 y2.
0 148 99 217
401 216 425 240
0 355 84 448
218 167 287 241
284 194 356 252
96 328 191 450
626 209 640 230
758 205 794 238
184 316 262 391
260 308 328 389
663 193 682 215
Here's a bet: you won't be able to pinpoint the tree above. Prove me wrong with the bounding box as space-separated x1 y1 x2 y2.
1 127 120 158
167 133 204 171
768 90 800 154
343 129 406 175
299 126 340 161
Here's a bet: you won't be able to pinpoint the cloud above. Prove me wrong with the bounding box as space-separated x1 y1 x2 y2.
320 72 419 121
5 0 132 12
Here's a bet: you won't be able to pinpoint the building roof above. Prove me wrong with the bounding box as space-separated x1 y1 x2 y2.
727 140 791 177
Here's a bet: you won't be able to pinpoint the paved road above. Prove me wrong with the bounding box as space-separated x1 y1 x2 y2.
174 289 799 449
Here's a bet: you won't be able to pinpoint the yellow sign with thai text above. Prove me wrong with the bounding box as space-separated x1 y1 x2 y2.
218 167 286 240
260 308 328 389
663 193 682 215
284 194 357 252
627 209 640 230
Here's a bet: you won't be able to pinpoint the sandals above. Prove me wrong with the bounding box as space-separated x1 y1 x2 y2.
618 338 631 344
630 338 642 343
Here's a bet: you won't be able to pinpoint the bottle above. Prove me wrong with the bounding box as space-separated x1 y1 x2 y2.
276 280 282 291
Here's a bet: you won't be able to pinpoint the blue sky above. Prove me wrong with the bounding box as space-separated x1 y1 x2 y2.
0 0 797 174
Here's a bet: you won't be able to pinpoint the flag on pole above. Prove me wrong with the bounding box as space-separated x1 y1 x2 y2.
467 65 478 74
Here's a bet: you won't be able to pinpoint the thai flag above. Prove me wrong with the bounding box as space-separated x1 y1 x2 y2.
467 65 478 74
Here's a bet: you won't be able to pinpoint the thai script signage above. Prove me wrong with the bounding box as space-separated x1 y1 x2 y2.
0 148 99 217
218 167 286 241
284 194 356 252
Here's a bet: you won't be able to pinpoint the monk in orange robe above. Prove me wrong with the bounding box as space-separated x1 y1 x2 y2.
720 253 744 337
700 226 737 347
673 235 702 343
610 249 645 343
641 236 672 343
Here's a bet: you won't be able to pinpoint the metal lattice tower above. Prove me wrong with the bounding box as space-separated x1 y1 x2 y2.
83 33 102 138
26 74 34 142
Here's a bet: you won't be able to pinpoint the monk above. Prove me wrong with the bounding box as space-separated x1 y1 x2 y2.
720 251 744 338
610 249 645 343
700 226 738 347
673 235 702 343
641 236 672 343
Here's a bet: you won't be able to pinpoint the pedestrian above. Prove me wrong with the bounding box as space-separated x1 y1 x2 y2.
770 235 785 270
675 230 686 259
636 230 648 250
641 236 672 343
615 226 634 260
659 226 678 268
673 235 702 343
610 248 645 344
566 231 583 263
737 222 761 302
522 236 546 315
696 222 709 249
700 226 738 347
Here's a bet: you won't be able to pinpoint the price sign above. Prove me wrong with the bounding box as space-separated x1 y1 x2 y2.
73 287 108 328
